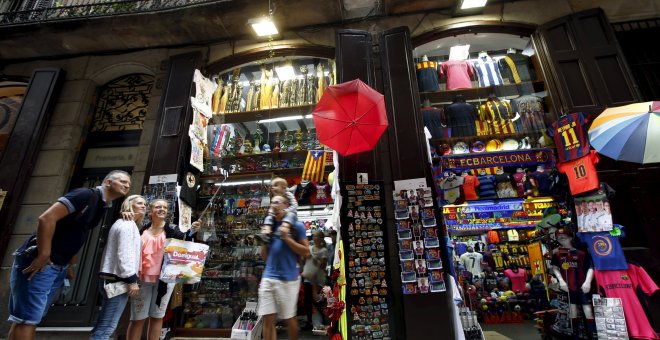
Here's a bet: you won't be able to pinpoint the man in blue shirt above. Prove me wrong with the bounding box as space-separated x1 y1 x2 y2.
8 170 131 340
259 195 309 340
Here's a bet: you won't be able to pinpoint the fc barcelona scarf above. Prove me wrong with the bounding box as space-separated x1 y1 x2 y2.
302 150 327 183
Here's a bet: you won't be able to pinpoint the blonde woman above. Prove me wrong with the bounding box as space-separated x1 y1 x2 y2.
91 195 146 339
127 199 200 340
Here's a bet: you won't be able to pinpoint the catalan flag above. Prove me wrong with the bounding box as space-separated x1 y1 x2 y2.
302 150 327 183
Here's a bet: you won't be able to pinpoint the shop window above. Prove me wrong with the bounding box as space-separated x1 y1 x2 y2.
179 56 337 332
0 80 27 154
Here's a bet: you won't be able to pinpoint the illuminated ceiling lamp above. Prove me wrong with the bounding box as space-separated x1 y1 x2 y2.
249 0 279 37
249 16 278 37
460 0 487 9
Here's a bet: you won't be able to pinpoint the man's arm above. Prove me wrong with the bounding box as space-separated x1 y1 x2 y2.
281 233 310 258
24 202 70 279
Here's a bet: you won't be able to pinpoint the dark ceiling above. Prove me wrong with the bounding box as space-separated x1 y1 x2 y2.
0 0 460 62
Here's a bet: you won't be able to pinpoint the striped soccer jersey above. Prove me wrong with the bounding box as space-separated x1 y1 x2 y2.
551 112 591 162
478 99 516 134
416 61 440 92
473 56 504 87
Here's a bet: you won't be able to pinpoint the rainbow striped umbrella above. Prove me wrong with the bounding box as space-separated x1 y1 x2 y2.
588 101 660 164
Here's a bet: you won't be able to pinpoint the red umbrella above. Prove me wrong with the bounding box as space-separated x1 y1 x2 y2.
312 79 389 156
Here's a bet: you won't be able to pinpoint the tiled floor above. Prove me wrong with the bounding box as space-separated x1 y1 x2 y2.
482 320 540 339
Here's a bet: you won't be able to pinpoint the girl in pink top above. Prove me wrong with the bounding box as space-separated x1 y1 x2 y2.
127 199 200 340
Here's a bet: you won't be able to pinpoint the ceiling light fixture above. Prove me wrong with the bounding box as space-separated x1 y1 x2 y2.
460 0 487 9
249 16 278 36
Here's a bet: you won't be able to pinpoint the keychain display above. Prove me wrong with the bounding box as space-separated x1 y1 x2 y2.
592 296 629 340
394 182 445 294
343 181 393 340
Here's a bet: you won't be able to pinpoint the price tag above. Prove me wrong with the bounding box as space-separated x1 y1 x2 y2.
357 173 368 185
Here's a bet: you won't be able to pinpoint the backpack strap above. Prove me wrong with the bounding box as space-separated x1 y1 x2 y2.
74 188 100 222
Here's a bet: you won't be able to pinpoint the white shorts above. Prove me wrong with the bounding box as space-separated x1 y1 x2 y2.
258 278 300 319
129 281 175 320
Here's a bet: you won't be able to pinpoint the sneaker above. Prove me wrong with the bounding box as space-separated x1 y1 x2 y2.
312 326 327 336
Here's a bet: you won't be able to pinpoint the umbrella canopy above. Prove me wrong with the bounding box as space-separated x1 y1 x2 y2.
312 79 389 156
588 101 660 164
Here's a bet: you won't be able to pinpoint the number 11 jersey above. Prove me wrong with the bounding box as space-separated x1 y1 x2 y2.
557 150 600 195
550 112 591 162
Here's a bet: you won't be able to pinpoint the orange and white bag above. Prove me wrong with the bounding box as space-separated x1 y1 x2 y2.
160 238 209 284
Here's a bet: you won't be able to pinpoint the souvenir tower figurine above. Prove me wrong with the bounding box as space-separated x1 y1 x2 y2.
273 132 281 153
299 65 308 104
280 130 290 152
235 134 244 155
242 134 253 154
225 135 236 157
305 128 314 150
294 129 303 151
253 128 263 153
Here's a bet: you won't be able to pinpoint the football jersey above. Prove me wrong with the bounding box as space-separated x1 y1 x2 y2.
473 56 504 87
595 268 660 340
577 229 627 270
551 248 592 292
459 251 484 276
440 60 474 90
462 174 480 200
504 268 528 292
416 61 440 92
507 229 519 241
550 112 591 162
557 150 600 195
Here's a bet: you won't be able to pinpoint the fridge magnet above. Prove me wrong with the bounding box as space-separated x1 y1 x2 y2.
421 208 435 219
422 217 437 227
395 210 410 220
412 224 422 237
395 199 408 211
426 248 441 260
401 271 416 283
424 228 438 238
429 270 443 282
399 250 414 260
415 259 427 274
418 277 430 293
402 282 417 294
401 259 414 272
398 239 412 251
409 206 420 220
427 259 443 270
396 220 410 231
430 280 446 292
413 240 425 255
424 237 440 248
423 198 434 207
397 229 412 240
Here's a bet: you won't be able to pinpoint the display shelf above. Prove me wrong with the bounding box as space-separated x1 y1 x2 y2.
212 149 311 161
213 104 315 124
429 130 543 145
420 80 545 105
201 165 333 181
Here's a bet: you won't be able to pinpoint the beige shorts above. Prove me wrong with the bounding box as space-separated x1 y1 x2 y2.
258 278 300 319
129 281 175 320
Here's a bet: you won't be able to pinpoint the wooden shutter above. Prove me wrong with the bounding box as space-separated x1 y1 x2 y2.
0 68 64 260
535 8 640 114
144 52 201 181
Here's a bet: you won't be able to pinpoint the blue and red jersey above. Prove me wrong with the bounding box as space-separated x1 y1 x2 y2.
551 248 592 292
550 112 591 162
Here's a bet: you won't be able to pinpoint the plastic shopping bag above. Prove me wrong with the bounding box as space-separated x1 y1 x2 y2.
160 238 209 284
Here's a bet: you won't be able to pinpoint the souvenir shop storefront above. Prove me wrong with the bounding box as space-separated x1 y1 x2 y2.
139 9 657 340
413 16 660 340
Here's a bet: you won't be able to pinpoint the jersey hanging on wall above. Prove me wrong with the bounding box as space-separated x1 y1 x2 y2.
557 150 600 195
550 112 591 162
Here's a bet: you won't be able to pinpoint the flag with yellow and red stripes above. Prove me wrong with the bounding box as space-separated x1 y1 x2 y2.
302 150 327 183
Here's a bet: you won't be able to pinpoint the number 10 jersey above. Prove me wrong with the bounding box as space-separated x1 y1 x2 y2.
557 150 600 195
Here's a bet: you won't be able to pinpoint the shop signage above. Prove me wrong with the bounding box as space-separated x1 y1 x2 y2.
440 149 555 170
83 146 138 168
448 222 539 232
443 201 523 214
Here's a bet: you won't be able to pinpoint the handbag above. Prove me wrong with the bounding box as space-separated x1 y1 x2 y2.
104 281 128 298
301 246 325 284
